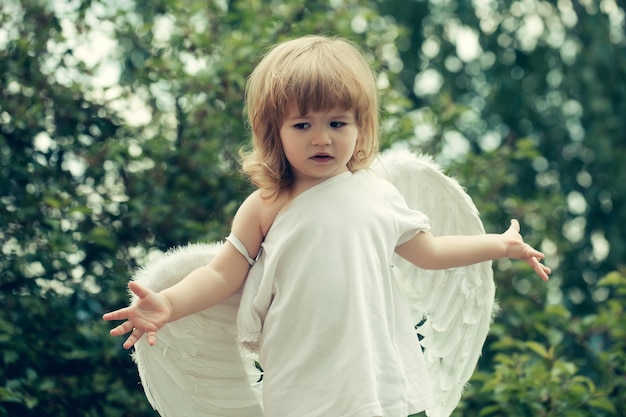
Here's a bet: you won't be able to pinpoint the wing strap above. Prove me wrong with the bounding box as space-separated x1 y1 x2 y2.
226 233 257 265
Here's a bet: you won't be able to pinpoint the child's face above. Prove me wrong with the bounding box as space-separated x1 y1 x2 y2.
279 102 358 189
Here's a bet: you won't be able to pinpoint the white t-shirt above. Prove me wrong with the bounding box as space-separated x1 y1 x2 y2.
238 170 435 417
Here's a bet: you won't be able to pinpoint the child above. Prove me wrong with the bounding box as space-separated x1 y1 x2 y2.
104 35 550 417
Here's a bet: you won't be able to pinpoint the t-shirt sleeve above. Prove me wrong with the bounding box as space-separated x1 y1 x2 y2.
386 183 431 245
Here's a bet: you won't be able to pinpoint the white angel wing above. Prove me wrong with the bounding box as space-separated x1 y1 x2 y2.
373 148 497 417
129 243 263 417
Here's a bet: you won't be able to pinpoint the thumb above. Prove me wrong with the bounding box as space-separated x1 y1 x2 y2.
128 281 152 299
509 219 520 233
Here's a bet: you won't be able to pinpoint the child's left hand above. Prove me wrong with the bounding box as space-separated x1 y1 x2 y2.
503 219 551 282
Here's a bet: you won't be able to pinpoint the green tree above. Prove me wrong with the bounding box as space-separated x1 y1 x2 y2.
1 0 624 416
0 0 409 415
381 0 626 310
377 0 626 414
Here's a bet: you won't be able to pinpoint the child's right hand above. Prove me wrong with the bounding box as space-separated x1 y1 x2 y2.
102 281 173 349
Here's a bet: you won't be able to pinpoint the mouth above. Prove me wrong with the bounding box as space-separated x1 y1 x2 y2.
310 154 334 162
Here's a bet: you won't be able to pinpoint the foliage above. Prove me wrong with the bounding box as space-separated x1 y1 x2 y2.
380 1 626 414
0 0 409 415
455 270 626 416
0 0 624 416
382 0 626 315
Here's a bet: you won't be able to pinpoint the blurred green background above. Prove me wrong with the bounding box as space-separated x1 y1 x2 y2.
1 0 624 416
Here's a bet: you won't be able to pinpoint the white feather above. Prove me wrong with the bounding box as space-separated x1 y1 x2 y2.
130 243 263 417
372 148 497 417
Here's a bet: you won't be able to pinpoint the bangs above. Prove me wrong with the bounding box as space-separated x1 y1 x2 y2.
265 38 376 122
282 64 366 116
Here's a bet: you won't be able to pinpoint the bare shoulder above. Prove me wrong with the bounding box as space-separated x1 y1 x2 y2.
243 189 289 235
231 189 288 255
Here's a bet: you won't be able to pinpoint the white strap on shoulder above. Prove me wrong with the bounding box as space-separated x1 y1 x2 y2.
225 233 256 265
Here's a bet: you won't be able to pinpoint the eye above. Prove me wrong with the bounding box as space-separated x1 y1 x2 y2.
293 122 310 129
330 121 346 128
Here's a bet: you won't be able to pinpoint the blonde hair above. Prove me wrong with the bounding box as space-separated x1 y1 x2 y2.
241 35 380 195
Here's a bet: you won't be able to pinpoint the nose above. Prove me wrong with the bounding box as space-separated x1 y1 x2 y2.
311 127 331 146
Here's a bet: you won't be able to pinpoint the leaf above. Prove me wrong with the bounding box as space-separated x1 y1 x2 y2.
588 397 617 413
525 341 549 359
553 360 578 376
597 271 625 287
478 405 502 416
572 375 596 393
3 350 19 365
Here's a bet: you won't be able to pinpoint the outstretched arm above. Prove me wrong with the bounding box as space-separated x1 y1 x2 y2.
395 219 551 281
102 243 252 349
103 190 275 349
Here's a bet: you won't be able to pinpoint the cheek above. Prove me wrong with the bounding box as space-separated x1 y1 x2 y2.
349 128 360 148
279 134 299 161
278 127 290 149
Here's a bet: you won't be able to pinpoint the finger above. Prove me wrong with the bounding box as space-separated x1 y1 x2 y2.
510 219 520 232
521 241 545 259
123 328 145 350
146 331 158 346
128 281 152 299
102 307 132 321
529 257 550 282
110 320 135 337
527 248 545 260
